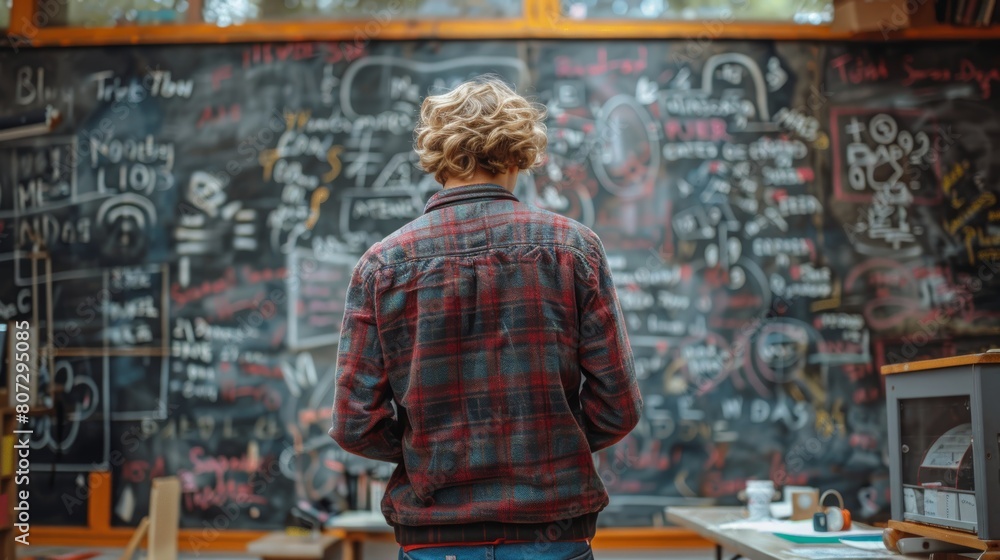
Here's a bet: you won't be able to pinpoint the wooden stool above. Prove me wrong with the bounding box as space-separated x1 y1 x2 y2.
248 532 345 560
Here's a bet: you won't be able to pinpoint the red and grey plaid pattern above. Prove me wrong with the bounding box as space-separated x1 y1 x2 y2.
330 183 642 544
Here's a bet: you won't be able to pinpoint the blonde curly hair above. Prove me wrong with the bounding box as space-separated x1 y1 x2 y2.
414 76 547 185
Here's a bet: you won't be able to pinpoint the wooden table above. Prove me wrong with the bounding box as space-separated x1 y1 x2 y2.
247 532 344 560
327 511 396 560
667 507 877 560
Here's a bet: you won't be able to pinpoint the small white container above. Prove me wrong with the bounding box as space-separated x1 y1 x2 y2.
746 480 774 521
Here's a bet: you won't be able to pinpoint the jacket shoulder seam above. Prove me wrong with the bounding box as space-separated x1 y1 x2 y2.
369 242 590 277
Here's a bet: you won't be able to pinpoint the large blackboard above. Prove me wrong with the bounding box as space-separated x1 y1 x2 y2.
2 39 999 529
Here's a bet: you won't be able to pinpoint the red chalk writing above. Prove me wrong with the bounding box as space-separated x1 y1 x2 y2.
121 456 166 484
219 381 282 411
664 119 729 142
241 266 288 284
322 41 367 64
555 46 648 78
240 361 283 380
902 56 1000 99
850 433 880 450
843 363 874 383
817 341 864 355
210 64 232 91
171 268 237 307
210 292 276 322
829 54 889 85
956 60 1000 99
196 104 241 128
243 43 315 69
901 55 952 86
853 386 881 405
181 447 269 511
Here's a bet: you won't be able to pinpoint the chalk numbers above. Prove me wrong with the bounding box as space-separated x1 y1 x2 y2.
846 113 931 192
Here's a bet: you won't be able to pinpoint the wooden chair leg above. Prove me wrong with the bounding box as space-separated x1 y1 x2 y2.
119 516 151 560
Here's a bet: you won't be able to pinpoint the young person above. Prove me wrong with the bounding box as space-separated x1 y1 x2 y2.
331 76 642 560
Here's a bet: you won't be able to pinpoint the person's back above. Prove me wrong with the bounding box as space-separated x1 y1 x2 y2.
330 77 643 560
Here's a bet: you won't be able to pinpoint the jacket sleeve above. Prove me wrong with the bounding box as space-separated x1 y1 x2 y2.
329 257 403 463
575 234 643 452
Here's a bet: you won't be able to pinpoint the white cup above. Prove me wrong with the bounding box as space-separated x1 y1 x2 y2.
746 480 775 520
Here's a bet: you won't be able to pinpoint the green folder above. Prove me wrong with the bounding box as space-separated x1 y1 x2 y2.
773 532 885 544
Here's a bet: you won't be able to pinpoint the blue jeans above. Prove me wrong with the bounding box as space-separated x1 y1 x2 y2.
399 541 594 560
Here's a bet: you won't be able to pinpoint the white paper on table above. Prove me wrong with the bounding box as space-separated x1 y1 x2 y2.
719 519 813 531
718 519 883 539
839 539 891 552
788 548 897 559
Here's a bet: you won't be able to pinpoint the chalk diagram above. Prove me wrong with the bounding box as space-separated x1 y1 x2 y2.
832 110 943 258
97 193 157 261
279 351 381 506
543 82 660 202
29 356 111 470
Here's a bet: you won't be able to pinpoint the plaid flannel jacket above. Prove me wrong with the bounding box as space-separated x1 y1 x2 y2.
330 183 643 545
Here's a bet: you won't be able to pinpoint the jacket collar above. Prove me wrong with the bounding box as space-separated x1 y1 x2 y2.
423 183 519 214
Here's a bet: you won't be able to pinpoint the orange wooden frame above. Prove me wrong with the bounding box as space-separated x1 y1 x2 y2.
5 0 1000 45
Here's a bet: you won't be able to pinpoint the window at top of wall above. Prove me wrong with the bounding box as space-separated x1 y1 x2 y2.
0 0 11 28
561 0 832 24
40 0 190 26
204 0 523 26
